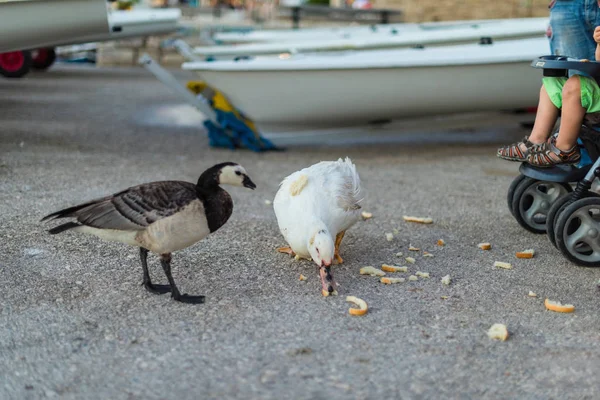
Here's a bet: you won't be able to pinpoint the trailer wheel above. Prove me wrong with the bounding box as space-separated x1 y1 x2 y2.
32 48 57 70
0 50 32 78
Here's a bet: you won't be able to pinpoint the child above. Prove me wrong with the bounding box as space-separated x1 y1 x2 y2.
497 26 600 167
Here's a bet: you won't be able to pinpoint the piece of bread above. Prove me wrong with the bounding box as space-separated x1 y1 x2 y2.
478 243 492 250
381 264 408 273
494 261 513 270
380 277 405 284
487 323 509 341
403 216 433 224
361 211 373 220
437 239 445 246
516 249 535 259
441 275 451 285
359 266 386 277
289 174 309 196
544 298 575 313
405 257 416 264
415 271 430 278
346 296 368 316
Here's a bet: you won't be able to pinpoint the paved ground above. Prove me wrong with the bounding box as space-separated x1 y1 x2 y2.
1 65 600 400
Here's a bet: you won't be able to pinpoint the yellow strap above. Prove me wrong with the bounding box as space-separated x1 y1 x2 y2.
186 80 258 133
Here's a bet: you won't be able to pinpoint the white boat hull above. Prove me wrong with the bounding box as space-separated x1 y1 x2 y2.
47 9 182 48
0 0 109 52
193 62 541 130
198 17 549 58
214 17 549 44
183 38 547 130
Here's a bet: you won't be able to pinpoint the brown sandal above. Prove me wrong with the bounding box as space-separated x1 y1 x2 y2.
527 140 581 167
497 136 539 161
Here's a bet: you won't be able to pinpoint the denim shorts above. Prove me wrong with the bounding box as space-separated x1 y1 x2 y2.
549 0 600 59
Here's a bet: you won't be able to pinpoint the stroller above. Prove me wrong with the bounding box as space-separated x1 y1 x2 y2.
508 55 600 267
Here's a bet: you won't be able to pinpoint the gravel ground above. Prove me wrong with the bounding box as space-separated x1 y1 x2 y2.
1 65 599 400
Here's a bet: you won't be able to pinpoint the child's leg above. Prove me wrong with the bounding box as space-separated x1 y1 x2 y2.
528 84 561 144
555 76 586 151
497 83 560 161
528 75 586 166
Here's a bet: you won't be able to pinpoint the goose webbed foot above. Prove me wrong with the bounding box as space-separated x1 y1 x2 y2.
160 253 205 305
143 282 171 295
277 246 295 256
172 293 206 304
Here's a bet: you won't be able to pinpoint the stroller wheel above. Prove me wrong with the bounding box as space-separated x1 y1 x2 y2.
511 177 571 234
555 197 600 267
547 191 600 248
507 174 528 218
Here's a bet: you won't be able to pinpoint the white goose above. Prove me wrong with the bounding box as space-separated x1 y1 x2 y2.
273 157 364 296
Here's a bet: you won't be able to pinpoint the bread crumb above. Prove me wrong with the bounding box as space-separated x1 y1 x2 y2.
289 174 309 196
544 298 575 313
396 252 403 257
516 249 535 259
361 211 373 220
381 264 408 273
380 277 405 284
408 275 418 281
385 232 394 242
409 245 420 251
264 199 272 205
346 296 368 316
359 266 386 277
478 243 492 250
299 274 307 281
423 251 434 257
494 261 513 270
405 257 416 264
487 323 509 341
528 291 537 297
415 271 430 278
403 216 433 224
441 295 449 299
441 275 451 285
294 254 302 261
437 239 445 246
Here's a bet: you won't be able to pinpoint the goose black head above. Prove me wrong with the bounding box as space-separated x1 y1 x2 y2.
199 162 256 190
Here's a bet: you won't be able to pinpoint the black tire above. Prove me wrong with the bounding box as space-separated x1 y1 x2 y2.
547 191 600 248
511 177 572 234
0 50 31 78
555 197 600 267
507 174 528 218
31 48 56 70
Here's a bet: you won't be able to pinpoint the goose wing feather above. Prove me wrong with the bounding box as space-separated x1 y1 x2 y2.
64 181 198 231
